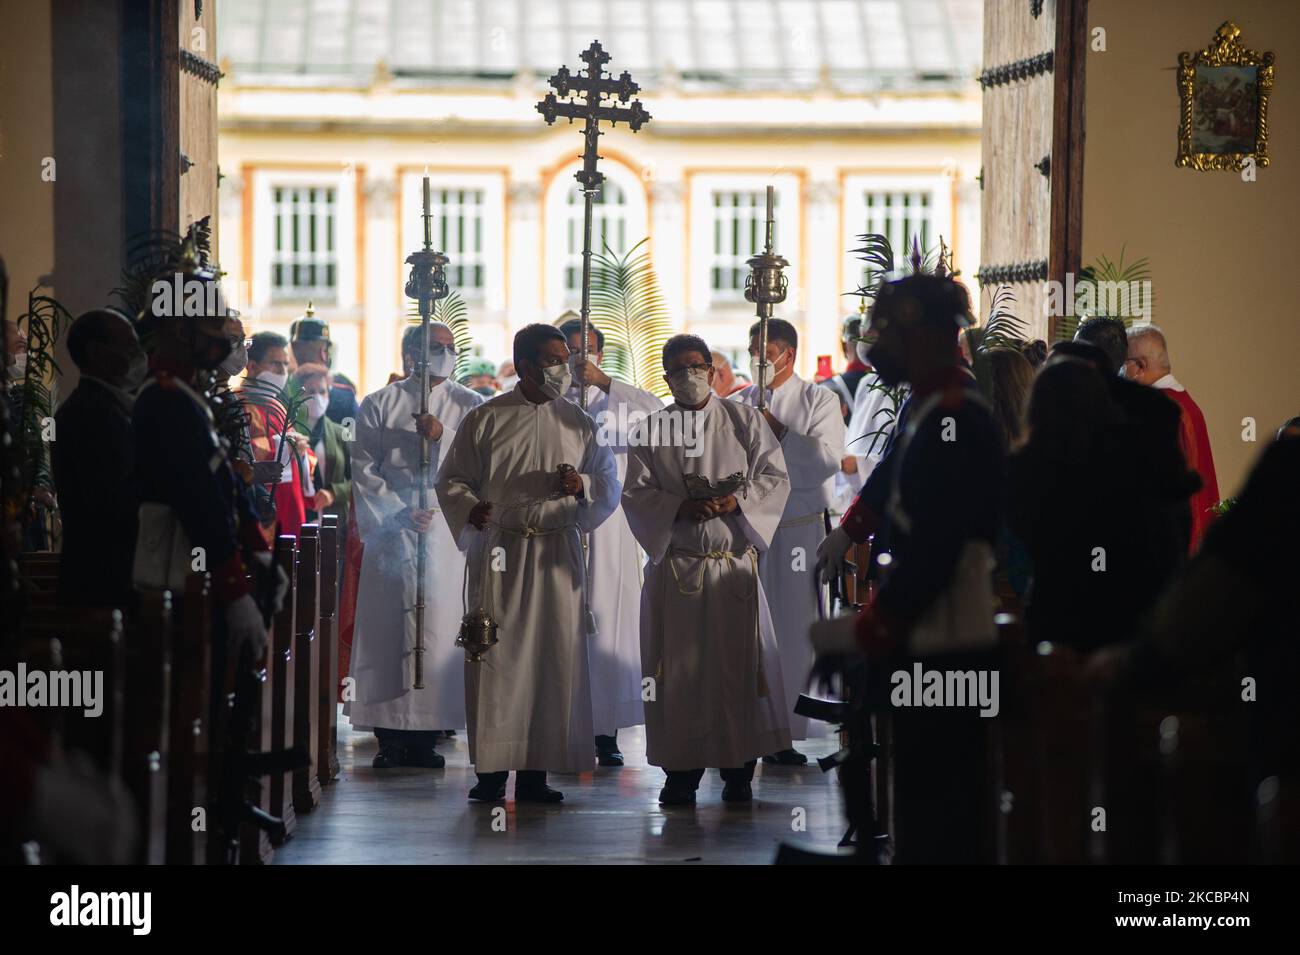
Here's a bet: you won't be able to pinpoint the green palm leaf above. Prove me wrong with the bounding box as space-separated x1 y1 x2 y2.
970 283 1028 400
589 238 674 400
1060 246 1154 341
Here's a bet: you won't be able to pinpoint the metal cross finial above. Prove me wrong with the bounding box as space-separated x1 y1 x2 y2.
535 40 650 418
536 40 651 194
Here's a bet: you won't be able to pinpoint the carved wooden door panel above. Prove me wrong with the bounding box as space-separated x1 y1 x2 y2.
979 0 1084 340
178 0 220 248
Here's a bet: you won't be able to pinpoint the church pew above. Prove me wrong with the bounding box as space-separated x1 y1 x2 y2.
168 573 211 865
18 551 59 609
293 523 322 814
317 514 341 786
18 607 127 780
267 534 299 845
122 590 173 864
1022 642 1091 863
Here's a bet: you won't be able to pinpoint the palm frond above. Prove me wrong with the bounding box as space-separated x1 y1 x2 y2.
1071 245 1154 329
968 284 1029 400
15 287 72 493
849 232 895 301
589 237 674 399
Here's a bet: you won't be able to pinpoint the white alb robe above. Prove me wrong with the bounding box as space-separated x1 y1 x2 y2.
622 396 792 770
845 371 898 486
345 376 484 731
572 380 663 735
435 389 620 774
733 374 845 739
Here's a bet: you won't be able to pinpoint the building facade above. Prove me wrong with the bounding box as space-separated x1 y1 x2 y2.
216 0 983 396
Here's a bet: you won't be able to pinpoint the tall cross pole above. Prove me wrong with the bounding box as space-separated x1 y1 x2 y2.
537 40 650 412
403 175 449 689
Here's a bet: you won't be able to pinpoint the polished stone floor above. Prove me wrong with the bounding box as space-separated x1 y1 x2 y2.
275 712 850 864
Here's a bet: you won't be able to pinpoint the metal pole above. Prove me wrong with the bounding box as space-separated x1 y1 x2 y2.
577 185 595 413
413 180 434 690
755 185 776 412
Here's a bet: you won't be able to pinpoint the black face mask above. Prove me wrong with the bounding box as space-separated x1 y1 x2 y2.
866 340 906 388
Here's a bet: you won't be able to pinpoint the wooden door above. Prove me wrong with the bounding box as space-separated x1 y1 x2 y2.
178 0 221 247
979 0 1086 340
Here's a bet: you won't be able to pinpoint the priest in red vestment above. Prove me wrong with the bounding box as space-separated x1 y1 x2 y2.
1125 325 1219 551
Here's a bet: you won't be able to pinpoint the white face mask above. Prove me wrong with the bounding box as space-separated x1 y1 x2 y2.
305 392 329 422
855 342 872 366
426 349 456 380
540 363 572 399
220 342 247 377
120 349 149 392
255 368 288 392
6 352 27 380
499 374 519 392
669 368 712 406
749 350 789 387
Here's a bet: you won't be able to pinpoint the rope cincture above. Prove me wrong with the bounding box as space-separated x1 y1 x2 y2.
658 543 769 699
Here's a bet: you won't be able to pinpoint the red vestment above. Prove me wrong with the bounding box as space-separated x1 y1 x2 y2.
1161 387 1219 553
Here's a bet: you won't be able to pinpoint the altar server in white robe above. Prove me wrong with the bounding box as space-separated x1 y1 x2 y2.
436 323 620 804
623 334 793 806
558 317 663 767
345 323 483 769
733 319 846 757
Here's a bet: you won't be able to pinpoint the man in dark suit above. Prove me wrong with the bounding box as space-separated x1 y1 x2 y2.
52 309 147 607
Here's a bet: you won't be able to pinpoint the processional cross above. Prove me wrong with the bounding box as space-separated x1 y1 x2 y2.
403 176 450 687
537 40 651 411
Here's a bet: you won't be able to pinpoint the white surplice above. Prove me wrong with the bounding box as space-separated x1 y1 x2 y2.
733 374 845 739
571 380 663 735
344 376 484 731
622 396 793 770
435 388 620 774
844 371 897 485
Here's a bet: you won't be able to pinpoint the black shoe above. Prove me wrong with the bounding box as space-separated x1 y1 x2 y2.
515 783 564 804
721 780 753 803
468 780 506 802
595 734 624 767
762 748 808 766
373 744 407 769
658 786 697 807
403 745 446 769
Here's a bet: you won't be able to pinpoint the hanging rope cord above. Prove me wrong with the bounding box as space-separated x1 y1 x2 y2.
657 477 769 698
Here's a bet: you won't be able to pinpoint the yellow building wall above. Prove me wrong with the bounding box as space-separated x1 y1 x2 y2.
1083 0 1300 495
218 98 981 397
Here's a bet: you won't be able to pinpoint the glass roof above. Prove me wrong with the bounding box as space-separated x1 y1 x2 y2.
217 0 983 92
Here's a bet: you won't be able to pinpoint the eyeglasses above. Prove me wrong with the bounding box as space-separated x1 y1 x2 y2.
666 363 711 379
427 343 459 356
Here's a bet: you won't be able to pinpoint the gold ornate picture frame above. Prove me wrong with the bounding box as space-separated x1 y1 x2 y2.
1177 21 1274 171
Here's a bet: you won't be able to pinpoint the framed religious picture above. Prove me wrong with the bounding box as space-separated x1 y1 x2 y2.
1177 21 1275 171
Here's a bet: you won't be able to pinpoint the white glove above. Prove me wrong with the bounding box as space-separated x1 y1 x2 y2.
226 593 269 658
251 551 290 613
815 525 854 584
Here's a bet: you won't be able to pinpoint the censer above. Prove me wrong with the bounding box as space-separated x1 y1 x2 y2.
458 529 501 663
456 607 499 663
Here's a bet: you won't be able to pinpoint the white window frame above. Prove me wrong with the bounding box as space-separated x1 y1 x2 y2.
544 160 648 316
688 172 800 314
251 168 357 309
398 171 505 312
841 173 953 295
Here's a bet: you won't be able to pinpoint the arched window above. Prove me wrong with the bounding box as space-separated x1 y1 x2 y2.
544 160 647 314
564 179 627 296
